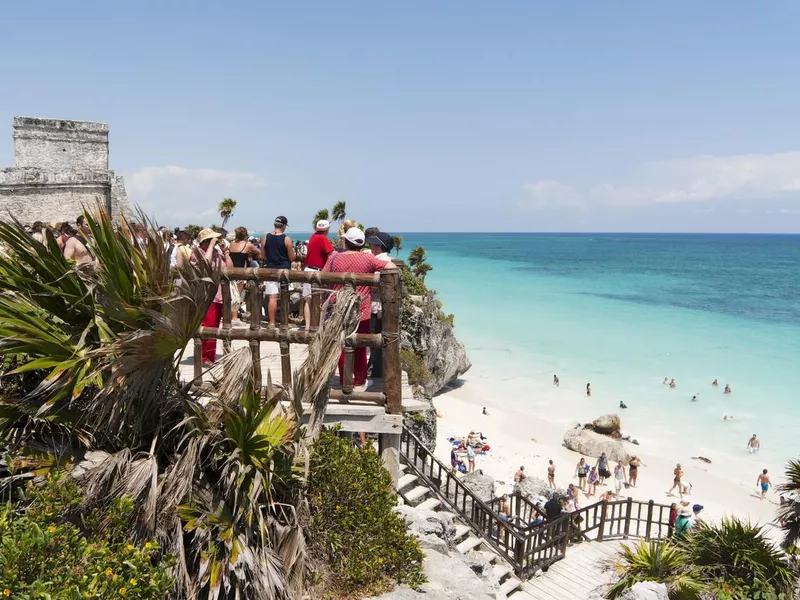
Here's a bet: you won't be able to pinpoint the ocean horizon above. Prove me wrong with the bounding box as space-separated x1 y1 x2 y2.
394 232 799 486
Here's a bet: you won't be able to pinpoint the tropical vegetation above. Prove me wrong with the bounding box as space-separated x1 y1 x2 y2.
0 208 425 599
312 201 347 228
607 517 796 599
218 197 237 228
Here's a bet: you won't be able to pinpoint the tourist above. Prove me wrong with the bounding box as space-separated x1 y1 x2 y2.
514 466 527 483
673 504 695 539
192 228 233 365
747 434 760 454
587 466 599 496
667 463 684 499
171 230 192 270
619 400 628 409
628 456 641 488
596 453 611 485
322 226 398 388
691 394 697 402
229 227 261 324
586 382 592 397
261 216 296 327
498 494 511 519
566 485 578 511
712 379 719 386
58 222 93 266
669 379 676 388
553 374 560 387
547 460 556 488
365 230 394 377
614 462 628 497
30 220 45 244
757 469 771 500
575 457 588 491
663 377 669 385
336 219 357 250
724 383 732 394
482 406 488 415
303 219 334 331
668 502 678 530
76 214 95 248
544 495 562 520
466 443 476 473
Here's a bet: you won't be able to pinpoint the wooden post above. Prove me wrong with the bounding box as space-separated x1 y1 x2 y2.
221 280 232 356
310 285 321 332
645 499 654 541
623 497 633 539
379 269 402 415
193 337 202 380
597 500 607 541
279 274 292 388
248 280 262 391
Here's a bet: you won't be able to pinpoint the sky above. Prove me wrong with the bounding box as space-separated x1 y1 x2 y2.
1 1 800 233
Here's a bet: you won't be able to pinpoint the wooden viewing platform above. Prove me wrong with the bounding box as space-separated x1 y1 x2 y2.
178 266 428 451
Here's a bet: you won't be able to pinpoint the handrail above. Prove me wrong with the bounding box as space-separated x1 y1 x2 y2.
399 428 525 569
221 266 381 288
399 425 673 579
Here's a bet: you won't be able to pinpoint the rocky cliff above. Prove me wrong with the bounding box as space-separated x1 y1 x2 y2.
401 292 471 396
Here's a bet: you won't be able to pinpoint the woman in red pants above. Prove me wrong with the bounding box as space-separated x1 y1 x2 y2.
322 227 397 387
192 228 233 365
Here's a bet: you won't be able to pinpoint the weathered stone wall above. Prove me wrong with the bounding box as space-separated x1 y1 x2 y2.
0 117 130 224
13 117 109 171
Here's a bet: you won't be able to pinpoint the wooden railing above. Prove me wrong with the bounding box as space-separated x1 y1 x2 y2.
193 267 403 414
399 427 673 578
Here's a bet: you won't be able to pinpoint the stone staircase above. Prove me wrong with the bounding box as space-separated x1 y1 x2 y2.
396 462 523 599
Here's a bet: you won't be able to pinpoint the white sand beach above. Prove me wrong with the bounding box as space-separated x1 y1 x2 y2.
432 374 783 538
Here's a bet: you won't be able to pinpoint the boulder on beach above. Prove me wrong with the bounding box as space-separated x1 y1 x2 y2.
563 427 631 464
460 470 495 503
590 414 622 435
514 476 552 499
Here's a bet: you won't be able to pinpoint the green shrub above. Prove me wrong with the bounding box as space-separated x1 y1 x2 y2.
400 349 433 387
0 473 173 600
307 429 425 596
400 264 426 297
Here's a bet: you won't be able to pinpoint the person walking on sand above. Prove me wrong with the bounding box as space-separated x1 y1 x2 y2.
757 469 771 500
553 374 560 387
466 443 476 473
514 466 527 484
667 463 684 498
596 453 611 485
575 458 588 491
628 456 641 488
586 383 592 397
614 462 628 497
547 460 556 488
587 466 599 497
747 434 760 454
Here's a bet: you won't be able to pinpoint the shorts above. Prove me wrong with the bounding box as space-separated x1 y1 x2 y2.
302 266 319 297
749 446 758 454
578 472 586 479
600 469 611 479
264 281 280 295
615 479 624 490
761 483 769 492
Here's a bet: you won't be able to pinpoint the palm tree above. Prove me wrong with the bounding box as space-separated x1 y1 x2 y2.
777 459 800 550
606 540 704 599
184 224 202 239
392 236 403 257
331 201 347 223
218 197 237 228
312 208 330 228
407 246 427 267
412 262 433 281
0 208 364 599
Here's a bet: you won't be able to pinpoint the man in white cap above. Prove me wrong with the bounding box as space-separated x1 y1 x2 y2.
302 219 335 331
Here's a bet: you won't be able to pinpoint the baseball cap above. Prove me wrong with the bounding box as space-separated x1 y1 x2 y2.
365 231 394 252
274 216 288 227
316 219 331 231
692 504 704 513
344 227 365 247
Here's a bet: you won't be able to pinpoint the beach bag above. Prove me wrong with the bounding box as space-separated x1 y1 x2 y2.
458 464 467 473
482 444 491 452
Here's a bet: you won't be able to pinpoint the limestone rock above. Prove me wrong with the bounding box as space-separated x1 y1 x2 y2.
367 549 495 600
462 550 494 581
563 427 631 464
403 401 437 454
618 581 669 600
414 532 449 554
461 470 495 503
590 414 622 435
401 292 471 396
395 505 456 542
514 476 552 499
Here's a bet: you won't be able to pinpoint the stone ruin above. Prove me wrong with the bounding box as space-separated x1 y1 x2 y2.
0 116 131 225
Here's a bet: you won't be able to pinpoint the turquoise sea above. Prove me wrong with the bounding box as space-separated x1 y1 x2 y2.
398 233 800 476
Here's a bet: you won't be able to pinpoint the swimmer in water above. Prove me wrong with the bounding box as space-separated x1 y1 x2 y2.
663 377 669 385
691 395 697 402
669 379 676 389
586 383 592 397
712 379 719 387
619 400 628 409
553 374 560 387
747 434 760 454
724 384 732 394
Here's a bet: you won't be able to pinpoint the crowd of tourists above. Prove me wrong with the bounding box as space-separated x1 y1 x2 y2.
22 215 398 389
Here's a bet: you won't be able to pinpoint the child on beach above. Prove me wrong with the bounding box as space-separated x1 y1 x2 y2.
587 466 599 496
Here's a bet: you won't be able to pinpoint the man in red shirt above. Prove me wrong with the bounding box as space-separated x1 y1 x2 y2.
303 219 335 330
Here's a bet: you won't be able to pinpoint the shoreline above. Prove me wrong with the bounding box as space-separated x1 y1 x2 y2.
431 369 784 541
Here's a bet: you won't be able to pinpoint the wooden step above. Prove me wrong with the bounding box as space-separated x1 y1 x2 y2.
498 577 521 597
417 497 441 511
456 535 482 554
398 463 407 472
404 485 430 504
492 563 512 582
453 523 472 541
479 550 498 565
397 473 418 490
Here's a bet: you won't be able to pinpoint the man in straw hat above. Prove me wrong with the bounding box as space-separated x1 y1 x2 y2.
193 228 233 364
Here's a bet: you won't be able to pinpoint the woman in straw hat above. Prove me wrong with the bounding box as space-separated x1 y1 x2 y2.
192 228 233 365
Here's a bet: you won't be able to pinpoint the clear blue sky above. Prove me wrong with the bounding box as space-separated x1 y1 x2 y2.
2 1 800 232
